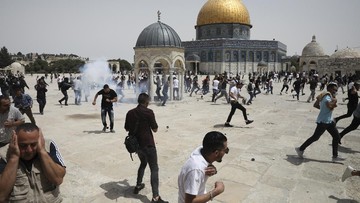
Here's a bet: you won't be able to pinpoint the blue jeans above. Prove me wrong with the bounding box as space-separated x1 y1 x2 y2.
247 92 254 104
300 122 340 157
74 90 82 104
101 108 114 130
137 146 159 198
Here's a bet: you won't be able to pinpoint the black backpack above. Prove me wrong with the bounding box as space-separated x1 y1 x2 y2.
124 134 139 161
124 116 140 161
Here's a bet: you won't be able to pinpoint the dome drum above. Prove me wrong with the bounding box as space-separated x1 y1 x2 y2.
196 23 250 40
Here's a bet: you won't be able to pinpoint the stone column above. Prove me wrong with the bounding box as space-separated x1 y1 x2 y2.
178 72 183 100
149 70 154 101
169 70 174 101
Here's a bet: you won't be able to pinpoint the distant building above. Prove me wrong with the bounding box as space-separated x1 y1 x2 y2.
1 62 25 75
318 47 360 78
299 35 360 78
299 35 329 73
182 0 287 75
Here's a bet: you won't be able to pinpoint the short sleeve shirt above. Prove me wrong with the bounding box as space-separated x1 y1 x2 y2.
0 106 25 144
178 147 209 203
229 86 239 102
97 89 117 109
316 95 333 124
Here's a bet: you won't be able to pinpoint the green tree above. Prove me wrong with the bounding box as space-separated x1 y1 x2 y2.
27 59 49 73
50 59 85 73
119 59 132 71
0 46 14 68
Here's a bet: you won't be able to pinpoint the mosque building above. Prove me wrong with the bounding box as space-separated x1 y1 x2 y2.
132 0 288 100
299 35 360 78
182 0 287 75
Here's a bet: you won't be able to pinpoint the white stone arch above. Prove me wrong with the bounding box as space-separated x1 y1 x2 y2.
134 47 185 101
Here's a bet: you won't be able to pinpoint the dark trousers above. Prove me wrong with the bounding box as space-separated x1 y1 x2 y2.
20 107 36 124
190 85 200 96
155 87 161 101
226 101 248 123
253 87 261 97
247 92 254 104
137 146 159 198
59 90 68 105
340 116 360 139
299 122 340 157
280 85 289 92
215 89 229 102
101 108 114 130
294 89 300 100
162 91 168 106
335 103 357 122
37 97 46 114
212 89 219 102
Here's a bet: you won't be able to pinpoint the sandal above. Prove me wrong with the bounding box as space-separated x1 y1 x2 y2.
133 183 145 194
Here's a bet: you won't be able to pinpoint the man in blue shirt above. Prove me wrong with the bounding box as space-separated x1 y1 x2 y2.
295 82 343 161
13 87 36 124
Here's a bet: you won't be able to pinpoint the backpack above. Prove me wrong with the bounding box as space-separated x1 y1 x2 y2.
124 134 139 161
124 115 141 161
313 92 331 109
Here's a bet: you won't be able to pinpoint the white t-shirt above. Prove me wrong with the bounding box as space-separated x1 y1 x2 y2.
212 79 219 90
173 78 179 88
229 86 239 102
178 146 209 203
0 106 25 144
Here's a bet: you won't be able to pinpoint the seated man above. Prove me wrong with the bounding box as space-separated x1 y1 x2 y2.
0 123 66 202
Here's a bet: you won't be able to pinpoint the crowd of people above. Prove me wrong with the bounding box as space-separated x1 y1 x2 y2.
0 69 359 202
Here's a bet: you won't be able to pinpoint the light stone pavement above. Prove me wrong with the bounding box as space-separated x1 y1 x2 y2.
21 75 360 203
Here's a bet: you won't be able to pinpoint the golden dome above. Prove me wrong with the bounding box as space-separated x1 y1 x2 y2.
197 0 251 27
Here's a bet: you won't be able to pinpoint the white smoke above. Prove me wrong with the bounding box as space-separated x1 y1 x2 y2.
79 59 117 90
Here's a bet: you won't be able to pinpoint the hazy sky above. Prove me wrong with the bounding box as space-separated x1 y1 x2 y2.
1 0 360 62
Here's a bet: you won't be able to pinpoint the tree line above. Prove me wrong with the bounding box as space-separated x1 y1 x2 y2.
0 46 133 73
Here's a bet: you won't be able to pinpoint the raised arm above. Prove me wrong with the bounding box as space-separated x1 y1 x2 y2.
37 131 66 185
0 134 20 201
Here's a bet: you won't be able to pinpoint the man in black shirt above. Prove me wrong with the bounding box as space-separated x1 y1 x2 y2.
124 93 168 203
92 84 117 132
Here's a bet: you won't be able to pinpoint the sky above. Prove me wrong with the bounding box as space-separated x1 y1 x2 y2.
1 0 360 63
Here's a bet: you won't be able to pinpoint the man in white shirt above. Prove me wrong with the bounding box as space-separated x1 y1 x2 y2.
225 82 253 127
173 77 179 100
211 76 220 102
178 131 227 203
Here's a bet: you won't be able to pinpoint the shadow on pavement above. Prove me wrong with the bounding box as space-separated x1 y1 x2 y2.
100 180 150 203
213 124 251 128
337 145 360 154
285 155 344 166
83 130 105 134
329 195 359 203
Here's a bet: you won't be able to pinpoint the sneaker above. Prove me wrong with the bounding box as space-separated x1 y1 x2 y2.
102 126 106 132
110 129 115 133
295 147 304 158
224 123 233 127
245 120 253 125
58 100 62 105
332 156 346 162
133 183 145 194
151 196 168 203
342 166 355 182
